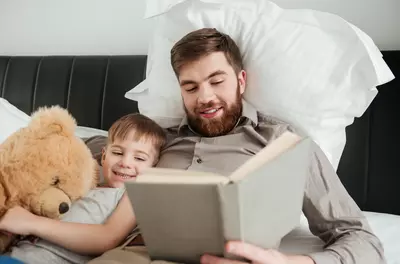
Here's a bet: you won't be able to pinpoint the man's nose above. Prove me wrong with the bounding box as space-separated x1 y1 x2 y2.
198 85 215 104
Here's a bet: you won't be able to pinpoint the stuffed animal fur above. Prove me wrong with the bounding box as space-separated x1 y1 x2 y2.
0 106 98 252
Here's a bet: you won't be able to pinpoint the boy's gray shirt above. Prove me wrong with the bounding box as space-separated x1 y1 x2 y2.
9 187 125 264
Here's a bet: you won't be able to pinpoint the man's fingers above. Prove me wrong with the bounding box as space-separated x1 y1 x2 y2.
226 241 274 263
200 254 246 264
201 242 282 264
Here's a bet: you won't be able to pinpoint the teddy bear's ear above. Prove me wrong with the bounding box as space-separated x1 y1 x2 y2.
29 105 77 137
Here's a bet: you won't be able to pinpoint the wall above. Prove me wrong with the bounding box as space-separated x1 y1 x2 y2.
0 0 399 56
0 0 152 55
274 0 400 51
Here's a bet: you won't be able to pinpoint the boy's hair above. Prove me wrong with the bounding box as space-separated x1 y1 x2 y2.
108 113 166 153
170 28 243 77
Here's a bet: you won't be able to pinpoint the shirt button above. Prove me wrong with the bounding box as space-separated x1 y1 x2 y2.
196 158 203 164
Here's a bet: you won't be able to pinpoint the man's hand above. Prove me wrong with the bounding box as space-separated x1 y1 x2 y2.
0 206 38 236
200 241 314 264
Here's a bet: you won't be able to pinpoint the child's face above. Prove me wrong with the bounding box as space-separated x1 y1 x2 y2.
101 132 158 188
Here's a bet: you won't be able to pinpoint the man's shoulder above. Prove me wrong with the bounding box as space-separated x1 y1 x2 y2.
255 111 305 138
163 126 180 140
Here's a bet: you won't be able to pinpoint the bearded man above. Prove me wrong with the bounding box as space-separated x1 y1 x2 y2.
154 28 386 264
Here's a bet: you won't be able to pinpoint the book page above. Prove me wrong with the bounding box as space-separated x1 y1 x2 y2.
228 131 303 182
132 168 229 185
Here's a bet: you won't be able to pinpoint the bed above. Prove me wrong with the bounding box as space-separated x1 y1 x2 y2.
0 51 399 262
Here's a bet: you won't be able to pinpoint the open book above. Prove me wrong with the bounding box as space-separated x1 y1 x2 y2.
125 131 312 263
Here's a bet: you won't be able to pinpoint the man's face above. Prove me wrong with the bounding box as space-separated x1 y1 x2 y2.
178 52 246 137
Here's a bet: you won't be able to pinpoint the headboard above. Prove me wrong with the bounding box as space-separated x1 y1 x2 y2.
0 51 399 216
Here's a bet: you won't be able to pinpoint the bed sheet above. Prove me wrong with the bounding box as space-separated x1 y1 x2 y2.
280 211 400 263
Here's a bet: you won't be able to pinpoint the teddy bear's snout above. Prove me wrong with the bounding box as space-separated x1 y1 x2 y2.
29 187 72 219
59 202 69 214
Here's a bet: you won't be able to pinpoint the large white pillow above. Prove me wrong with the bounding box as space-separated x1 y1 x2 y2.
0 98 107 143
125 0 394 169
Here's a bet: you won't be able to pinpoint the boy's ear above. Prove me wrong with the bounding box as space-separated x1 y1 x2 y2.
153 156 159 166
101 147 106 166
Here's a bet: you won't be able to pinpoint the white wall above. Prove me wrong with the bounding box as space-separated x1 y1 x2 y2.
0 0 153 55
274 0 400 51
0 0 399 56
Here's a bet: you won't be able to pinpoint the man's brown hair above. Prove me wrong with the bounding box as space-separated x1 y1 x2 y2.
170 28 243 77
108 113 166 153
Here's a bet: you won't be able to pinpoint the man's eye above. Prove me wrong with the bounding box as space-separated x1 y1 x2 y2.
211 80 223 85
186 87 197 92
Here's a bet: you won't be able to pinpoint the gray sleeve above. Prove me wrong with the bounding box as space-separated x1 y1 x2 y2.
302 142 386 264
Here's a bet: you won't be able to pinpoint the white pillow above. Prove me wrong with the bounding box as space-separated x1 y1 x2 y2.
74 126 108 138
280 211 400 264
125 0 394 169
0 97 31 143
0 98 107 143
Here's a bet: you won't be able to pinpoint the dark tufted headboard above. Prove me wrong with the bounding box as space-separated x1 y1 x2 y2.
0 52 399 216
0 56 146 130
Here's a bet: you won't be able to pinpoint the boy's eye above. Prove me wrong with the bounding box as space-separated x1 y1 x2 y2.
112 151 122 156
135 157 146 162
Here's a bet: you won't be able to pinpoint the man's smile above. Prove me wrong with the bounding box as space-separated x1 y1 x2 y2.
199 107 223 119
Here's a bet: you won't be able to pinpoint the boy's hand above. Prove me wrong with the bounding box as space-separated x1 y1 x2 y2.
0 206 38 236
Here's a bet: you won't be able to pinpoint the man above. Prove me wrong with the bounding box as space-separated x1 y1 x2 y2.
153 28 386 264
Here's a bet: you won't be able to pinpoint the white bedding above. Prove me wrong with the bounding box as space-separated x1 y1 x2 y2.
2 98 399 263
280 211 400 263
0 97 107 143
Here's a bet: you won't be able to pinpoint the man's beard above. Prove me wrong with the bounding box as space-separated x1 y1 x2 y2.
184 87 242 137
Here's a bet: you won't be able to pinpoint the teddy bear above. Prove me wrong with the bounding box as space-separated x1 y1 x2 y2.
0 105 99 252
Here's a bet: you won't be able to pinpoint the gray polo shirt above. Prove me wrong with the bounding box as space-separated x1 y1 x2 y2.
155 100 386 264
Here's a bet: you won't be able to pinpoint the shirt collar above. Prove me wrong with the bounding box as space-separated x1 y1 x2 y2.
178 99 258 135
241 99 258 126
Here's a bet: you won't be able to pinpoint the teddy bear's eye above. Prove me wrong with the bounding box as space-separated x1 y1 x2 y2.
52 177 60 186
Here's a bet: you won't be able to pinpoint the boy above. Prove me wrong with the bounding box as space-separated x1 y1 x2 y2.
0 113 166 264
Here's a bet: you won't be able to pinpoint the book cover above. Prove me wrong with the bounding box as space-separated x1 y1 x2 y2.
125 132 312 263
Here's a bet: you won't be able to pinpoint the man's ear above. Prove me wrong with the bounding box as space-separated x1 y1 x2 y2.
238 70 247 95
